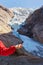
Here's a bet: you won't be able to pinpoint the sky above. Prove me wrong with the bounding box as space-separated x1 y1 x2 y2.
0 0 43 9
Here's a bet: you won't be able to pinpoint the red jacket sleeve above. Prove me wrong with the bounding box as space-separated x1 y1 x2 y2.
0 41 16 56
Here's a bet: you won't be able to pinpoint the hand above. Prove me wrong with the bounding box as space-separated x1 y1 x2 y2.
15 44 22 49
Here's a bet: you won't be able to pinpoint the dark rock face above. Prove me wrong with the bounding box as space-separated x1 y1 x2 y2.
18 7 43 43
32 23 43 43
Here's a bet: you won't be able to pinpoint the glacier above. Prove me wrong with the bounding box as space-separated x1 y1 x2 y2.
8 7 43 58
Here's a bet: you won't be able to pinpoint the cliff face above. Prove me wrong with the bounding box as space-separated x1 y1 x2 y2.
0 5 14 34
18 7 43 43
0 5 14 23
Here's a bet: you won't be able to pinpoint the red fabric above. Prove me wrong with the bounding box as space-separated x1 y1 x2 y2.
0 40 16 56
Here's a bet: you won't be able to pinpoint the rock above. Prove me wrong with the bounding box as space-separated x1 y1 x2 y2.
0 22 12 34
13 56 43 64
0 56 43 65
32 23 43 43
0 5 14 34
0 32 23 47
0 5 14 24
18 7 43 43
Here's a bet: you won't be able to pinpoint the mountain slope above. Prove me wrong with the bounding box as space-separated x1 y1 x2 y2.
0 5 14 34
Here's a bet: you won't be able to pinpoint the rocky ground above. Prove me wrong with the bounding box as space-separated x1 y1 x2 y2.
0 55 43 65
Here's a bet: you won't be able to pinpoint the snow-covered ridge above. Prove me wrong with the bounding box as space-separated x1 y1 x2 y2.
9 7 33 25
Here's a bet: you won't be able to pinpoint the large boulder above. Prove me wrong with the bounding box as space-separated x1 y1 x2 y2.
0 32 23 47
18 7 43 43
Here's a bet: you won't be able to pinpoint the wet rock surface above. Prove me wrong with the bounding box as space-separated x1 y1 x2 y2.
18 7 43 43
